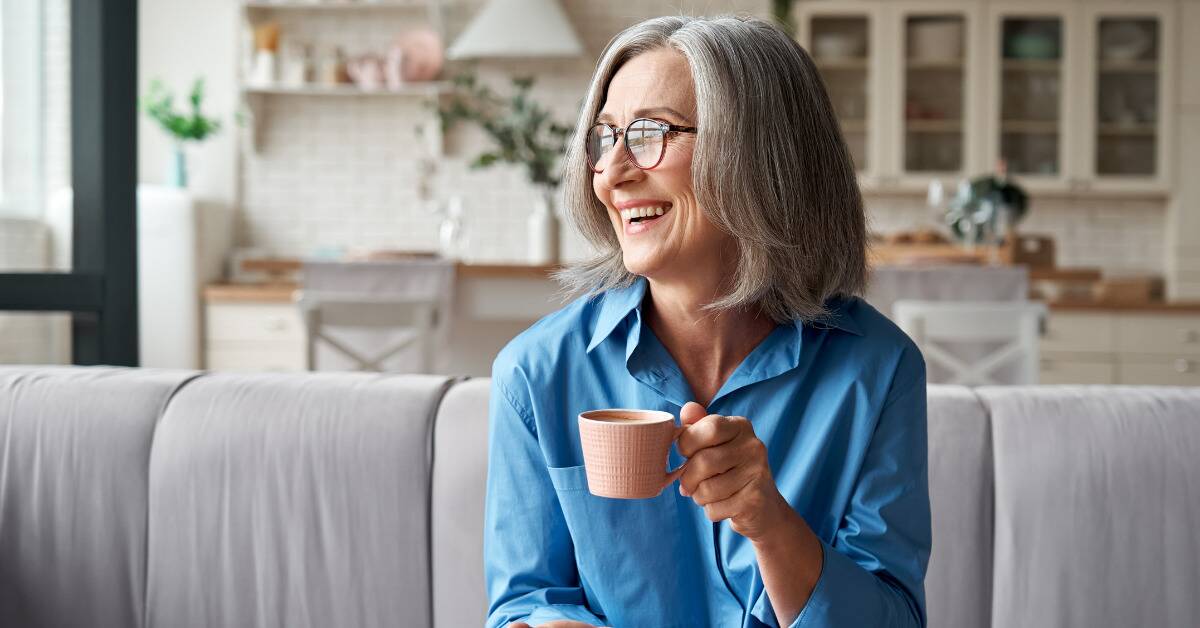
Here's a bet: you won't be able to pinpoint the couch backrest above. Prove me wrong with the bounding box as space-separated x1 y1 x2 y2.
977 386 1200 628
0 367 198 628
431 377 490 628
925 385 994 628
143 371 451 628
4 368 1198 628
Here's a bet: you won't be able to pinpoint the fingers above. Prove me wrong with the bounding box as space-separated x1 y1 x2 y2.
676 414 746 458
687 463 757 506
679 401 708 426
678 445 738 496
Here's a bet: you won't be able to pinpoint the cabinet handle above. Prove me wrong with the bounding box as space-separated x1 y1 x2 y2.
265 317 287 331
1174 359 1193 374
1179 329 1199 343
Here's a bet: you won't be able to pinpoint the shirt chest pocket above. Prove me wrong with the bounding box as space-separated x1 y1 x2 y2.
545 464 703 625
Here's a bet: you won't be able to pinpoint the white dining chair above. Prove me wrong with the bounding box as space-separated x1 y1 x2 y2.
297 292 440 373
893 300 1048 386
298 259 454 373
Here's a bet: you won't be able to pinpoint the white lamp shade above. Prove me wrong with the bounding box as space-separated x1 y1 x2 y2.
447 0 584 59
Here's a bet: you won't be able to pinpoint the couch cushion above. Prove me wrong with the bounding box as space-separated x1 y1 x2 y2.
978 385 1200 628
0 366 199 628
144 372 451 628
925 385 993 628
431 377 490 628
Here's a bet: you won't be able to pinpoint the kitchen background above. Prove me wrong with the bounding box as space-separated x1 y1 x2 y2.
2 0 1199 382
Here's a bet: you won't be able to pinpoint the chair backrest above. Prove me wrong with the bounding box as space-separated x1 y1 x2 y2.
894 300 1047 386
299 259 455 373
299 293 439 372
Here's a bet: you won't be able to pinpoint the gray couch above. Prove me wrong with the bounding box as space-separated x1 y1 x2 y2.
1 367 1197 628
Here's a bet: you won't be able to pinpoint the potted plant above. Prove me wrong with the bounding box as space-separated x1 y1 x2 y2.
944 160 1029 248
435 73 572 264
141 77 222 188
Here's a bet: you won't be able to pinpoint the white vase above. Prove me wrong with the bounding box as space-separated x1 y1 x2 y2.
527 190 559 265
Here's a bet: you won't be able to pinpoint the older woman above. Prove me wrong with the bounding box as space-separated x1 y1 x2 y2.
484 14 930 628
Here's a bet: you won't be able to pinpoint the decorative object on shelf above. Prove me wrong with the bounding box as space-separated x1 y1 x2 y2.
1100 21 1152 62
395 28 444 82
315 44 348 86
141 77 223 188
346 53 386 90
1004 31 1059 60
909 17 962 62
813 31 865 60
447 0 582 59
944 159 1029 249
249 22 281 87
437 196 466 260
435 73 572 263
279 42 313 87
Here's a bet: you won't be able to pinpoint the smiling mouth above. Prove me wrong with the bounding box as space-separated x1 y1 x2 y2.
619 204 672 224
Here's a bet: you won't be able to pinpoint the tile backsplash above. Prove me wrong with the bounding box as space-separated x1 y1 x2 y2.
231 0 1164 275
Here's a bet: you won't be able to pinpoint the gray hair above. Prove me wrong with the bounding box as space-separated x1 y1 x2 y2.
555 14 867 325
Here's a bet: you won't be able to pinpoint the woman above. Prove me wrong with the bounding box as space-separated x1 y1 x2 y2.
485 14 929 628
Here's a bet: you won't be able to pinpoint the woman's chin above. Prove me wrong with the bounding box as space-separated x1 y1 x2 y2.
621 250 672 278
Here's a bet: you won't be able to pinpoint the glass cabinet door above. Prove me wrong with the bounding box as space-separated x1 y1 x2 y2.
997 16 1064 178
901 13 968 174
802 13 873 173
1093 17 1160 178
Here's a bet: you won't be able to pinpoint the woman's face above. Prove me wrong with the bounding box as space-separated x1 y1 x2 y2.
592 48 734 283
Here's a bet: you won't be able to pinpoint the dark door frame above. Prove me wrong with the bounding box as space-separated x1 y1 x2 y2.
0 0 138 366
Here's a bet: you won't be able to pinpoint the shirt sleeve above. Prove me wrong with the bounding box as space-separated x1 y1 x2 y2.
483 375 607 628
791 346 932 628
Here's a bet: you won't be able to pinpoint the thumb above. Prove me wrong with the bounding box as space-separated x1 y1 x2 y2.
680 401 708 426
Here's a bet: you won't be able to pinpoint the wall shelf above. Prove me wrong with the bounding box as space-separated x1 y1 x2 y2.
243 1 436 10
243 83 452 97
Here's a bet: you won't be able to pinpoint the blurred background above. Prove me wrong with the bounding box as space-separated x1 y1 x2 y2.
1 0 1198 386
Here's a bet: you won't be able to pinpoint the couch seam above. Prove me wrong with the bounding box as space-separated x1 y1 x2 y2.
426 374 468 628
140 370 209 628
968 385 997 628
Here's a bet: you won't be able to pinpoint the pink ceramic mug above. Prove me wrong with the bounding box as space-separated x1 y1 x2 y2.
578 409 687 499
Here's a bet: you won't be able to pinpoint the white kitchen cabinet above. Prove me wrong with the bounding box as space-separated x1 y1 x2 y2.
205 301 308 372
1039 309 1200 384
795 1 886 184
1076 2 1175 194
984 3 1076 193
794 0 1175 196
890 2 987 187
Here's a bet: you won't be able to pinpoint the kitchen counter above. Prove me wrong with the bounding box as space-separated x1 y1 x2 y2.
204 263 560 303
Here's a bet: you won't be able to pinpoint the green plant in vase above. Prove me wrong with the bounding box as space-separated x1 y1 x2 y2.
434 73 572 264
945 163 1029 248
141 77 222 188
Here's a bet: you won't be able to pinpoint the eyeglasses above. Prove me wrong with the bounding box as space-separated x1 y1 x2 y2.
585 118 698 173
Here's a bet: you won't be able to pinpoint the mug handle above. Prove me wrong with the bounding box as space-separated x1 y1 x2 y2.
660 424 690 491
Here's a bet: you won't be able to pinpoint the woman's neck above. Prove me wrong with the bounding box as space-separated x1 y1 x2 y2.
643 277 778 407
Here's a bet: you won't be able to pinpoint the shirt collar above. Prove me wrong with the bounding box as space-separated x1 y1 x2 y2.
587 277 648 353
587 277 863 354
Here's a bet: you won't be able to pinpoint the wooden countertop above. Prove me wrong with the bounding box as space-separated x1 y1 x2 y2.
205 263 561 303
1041 300 1200 313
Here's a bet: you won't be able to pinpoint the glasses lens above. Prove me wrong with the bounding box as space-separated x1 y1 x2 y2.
586 124 617 170
627 119 665 168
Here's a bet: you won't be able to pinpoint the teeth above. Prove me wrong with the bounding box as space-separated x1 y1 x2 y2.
620 205 670 222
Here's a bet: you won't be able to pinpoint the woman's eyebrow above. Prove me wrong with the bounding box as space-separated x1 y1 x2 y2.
596 106 694 124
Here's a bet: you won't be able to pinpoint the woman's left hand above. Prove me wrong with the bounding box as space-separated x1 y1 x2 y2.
675 401 790 541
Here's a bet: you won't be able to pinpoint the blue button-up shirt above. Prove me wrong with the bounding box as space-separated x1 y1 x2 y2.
484 278 930 628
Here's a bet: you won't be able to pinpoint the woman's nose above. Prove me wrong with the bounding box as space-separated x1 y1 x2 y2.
596 146 644 189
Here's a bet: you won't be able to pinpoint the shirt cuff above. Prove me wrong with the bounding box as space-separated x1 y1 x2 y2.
791 539 915 628
524 604 608 626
